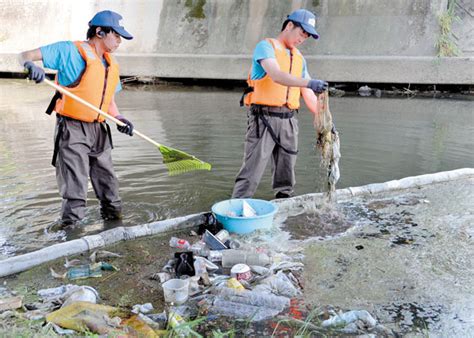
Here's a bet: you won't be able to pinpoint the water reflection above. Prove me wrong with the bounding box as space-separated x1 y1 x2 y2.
0 79 473 256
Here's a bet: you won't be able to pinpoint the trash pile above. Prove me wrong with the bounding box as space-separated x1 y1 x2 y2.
145 216 390 336
0 213 390 336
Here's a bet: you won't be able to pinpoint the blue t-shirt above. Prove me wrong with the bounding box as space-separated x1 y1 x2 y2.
40 41 121 92
250 40 310 80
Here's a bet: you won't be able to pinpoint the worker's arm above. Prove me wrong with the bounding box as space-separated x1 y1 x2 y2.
260 58 328 93
18 48 43 65
108 97 120 117
301 87 318 114
260 58 310 88
18 48 45 83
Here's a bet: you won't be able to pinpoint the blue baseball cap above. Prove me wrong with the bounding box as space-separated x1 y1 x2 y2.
287 9 319 40
88 10 133 40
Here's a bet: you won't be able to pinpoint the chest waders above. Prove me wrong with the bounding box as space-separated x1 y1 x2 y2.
46 91 113 167
250 105 298 155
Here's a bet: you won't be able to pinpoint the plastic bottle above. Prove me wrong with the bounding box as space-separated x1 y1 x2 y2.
208 250 223 262
218 287 290 311
225 239 241 249
221 249 271 268
190 241 209 256
169 237 190 250
211 299 280 322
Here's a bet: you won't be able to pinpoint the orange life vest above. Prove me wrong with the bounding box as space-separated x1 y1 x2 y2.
54 41 120 122
244 38 304 109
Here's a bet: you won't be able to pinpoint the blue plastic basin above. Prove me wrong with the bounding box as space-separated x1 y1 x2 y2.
211 199 278 234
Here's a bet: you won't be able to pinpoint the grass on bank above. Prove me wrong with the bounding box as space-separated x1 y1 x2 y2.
436 0 461 57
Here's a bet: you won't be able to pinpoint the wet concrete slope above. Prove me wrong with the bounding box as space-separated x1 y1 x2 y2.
302 178 474 335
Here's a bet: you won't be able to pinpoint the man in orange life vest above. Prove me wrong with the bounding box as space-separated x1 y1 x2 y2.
233 9 328 199
19 10 134 226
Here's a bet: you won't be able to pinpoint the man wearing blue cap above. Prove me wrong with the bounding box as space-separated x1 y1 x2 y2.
233 9 328 199
19 10 134 227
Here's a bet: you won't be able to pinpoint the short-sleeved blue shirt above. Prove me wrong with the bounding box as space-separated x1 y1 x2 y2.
40 41 121 92
250 40 310 80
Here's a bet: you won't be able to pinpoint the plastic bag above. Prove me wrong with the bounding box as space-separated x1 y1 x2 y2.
62 286 99 307
322 310 377 328
256 271 300 297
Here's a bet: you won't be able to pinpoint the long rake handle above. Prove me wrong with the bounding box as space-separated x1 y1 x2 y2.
43 79 162 148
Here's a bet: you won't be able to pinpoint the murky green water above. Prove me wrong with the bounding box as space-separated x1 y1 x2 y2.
0 79 473 256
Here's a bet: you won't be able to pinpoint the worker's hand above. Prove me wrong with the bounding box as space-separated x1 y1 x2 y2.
331 122 337 134
24 61 45 83
307 79 328 94
116 115 134 136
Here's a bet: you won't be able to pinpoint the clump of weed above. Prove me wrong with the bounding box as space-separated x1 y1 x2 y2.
436 0 461 57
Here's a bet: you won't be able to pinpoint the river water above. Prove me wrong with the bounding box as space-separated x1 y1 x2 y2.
0 79 473 256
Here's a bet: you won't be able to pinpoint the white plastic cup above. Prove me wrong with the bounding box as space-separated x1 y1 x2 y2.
162 278 190 304
230 263 252 281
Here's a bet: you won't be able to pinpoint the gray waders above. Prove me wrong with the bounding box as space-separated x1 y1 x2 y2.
53 115 122 223
232 105 298 198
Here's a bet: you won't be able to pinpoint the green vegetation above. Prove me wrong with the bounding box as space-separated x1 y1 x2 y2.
436 0 461 57
185 0 206 19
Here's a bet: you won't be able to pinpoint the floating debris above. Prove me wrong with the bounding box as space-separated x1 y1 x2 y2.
358 85 372 97
315 91 341 198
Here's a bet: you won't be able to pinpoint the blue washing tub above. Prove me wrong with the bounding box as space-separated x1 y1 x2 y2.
211 199 278 234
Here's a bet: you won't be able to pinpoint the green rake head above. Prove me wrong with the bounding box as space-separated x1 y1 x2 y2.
158 145 211 176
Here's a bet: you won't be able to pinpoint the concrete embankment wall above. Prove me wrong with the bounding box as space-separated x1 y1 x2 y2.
1 0 473 84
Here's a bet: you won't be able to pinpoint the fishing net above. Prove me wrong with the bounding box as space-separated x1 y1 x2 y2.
314 91 341 197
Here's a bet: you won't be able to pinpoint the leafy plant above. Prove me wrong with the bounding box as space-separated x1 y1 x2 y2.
435 0 461 57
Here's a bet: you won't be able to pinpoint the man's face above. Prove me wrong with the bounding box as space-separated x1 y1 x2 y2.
286 22 309 48
102 31 122 53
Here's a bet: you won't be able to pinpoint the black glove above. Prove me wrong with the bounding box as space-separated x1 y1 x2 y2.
24 61 45 83
307 79 328 94
116 115 134 136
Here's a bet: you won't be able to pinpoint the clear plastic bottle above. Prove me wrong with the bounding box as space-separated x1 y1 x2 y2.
169 237 190 250
211 299 280 321
190 241 209 256
208 250 223 262
221 249 271 268
218 287 290 311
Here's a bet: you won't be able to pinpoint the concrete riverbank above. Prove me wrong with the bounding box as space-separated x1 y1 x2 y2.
1 0 473 84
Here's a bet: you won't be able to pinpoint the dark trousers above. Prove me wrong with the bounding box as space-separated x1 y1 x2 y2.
54 116 121 222
232 109 298 198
